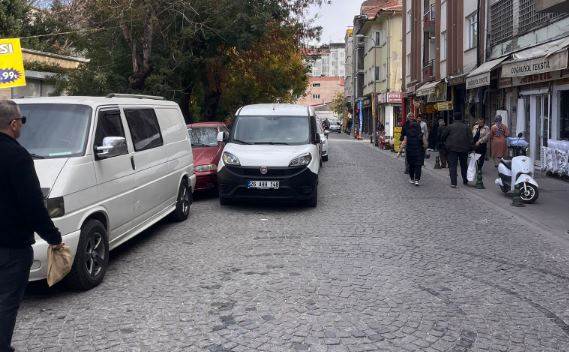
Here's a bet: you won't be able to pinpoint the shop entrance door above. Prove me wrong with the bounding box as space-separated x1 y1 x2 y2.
528 94 549 164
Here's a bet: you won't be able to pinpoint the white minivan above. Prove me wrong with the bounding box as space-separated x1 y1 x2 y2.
217 104 321 207
14 94 196 290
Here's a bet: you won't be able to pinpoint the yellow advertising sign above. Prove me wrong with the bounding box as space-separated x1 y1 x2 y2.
393 127 402 153
0 38 26 89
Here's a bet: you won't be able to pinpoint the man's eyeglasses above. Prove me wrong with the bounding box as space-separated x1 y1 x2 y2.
11 116 26 125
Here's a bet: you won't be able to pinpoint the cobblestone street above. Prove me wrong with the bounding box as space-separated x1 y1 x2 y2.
12 134 569 352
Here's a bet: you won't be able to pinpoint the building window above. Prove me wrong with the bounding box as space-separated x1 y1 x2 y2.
406 9 412 33
441 31 447 60
466 12 478 50
374 67 380 81
406 53 411 74
490 0 513 45
312 94 320 99
375 31 381 46
519 0 567 35
312 83 321 87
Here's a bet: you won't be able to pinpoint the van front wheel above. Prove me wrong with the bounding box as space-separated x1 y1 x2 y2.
64 219 109 290
171 180 191 222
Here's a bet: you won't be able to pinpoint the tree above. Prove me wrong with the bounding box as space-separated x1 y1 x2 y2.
58 0 322 121
0 0 29 37
331 91 346 119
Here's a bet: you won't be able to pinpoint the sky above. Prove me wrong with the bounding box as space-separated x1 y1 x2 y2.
307 1 362 44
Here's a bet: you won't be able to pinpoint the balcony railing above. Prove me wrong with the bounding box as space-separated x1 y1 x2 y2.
424 4 436 32
423 59 434 80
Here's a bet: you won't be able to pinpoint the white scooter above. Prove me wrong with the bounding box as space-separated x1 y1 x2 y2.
495 132 539 203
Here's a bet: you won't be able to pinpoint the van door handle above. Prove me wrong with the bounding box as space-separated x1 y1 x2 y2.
130 156 135 170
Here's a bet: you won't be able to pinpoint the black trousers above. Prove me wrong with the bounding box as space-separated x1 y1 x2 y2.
476 149 487 172
448 151 469 186
0 246 33 351
409 163 422 181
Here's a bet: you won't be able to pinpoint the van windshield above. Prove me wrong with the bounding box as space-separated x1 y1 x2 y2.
17 104 92 159
231 115 310 145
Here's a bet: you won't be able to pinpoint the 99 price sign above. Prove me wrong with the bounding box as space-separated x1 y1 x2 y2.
0 69 21 84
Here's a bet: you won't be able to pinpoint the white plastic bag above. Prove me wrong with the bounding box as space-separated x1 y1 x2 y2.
467 153 481 182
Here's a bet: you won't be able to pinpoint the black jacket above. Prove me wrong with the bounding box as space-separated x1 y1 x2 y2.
0 132 62 248
441 120 472 153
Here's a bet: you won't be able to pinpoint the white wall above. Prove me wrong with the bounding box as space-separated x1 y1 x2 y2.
440 0 447 78
463 0 478 74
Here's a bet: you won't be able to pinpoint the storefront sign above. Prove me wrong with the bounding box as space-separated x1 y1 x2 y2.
500 71 563 88
427 82 447 103
435 101 453 111
0 38 26 89
379 92 403 104
393 127 402 153
466 73 491 89
501 50 568 78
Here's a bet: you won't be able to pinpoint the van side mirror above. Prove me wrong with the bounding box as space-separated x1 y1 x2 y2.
96 136 127 159
217 131 228 143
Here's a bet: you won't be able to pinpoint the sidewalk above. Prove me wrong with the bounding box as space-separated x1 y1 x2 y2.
366 141 569 237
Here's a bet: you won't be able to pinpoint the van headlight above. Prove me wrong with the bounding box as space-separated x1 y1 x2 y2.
45 197 65 218
195 164 217 172
289 153 312 167
222 152 240 166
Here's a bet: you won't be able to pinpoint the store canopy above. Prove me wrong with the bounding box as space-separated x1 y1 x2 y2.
466 57 508 89
416 80 442 97
501 37 569 78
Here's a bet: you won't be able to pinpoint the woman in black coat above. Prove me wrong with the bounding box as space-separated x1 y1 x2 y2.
401 119 426 186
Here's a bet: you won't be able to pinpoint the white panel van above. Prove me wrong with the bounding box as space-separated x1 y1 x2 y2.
14 95 196 290
217 104 320 207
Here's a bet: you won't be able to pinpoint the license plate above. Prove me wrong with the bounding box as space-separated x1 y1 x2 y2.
247 180 280 189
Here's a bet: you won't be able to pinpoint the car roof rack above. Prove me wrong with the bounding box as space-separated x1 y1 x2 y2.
106 93 165 100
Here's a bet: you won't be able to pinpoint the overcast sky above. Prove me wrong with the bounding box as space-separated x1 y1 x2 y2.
307 1 361 44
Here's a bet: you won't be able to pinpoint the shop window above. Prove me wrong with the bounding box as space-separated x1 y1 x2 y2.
560 91 569 140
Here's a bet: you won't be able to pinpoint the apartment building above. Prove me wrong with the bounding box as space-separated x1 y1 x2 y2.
402 0 484 129
359 1 403 140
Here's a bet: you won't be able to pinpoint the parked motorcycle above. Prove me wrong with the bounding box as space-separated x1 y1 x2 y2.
494 132 539 203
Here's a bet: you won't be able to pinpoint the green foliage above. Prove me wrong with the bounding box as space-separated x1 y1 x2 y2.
331 91 346 118
0 0 29 37
5 0 322 121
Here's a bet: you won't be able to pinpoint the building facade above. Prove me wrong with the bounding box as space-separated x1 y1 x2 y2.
402 0 569 172
359 3 403 141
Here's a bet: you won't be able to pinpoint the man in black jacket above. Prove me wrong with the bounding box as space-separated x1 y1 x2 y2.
441 112 473 188
0 100 63 352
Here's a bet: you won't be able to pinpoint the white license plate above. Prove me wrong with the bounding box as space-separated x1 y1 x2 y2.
247 180 280 189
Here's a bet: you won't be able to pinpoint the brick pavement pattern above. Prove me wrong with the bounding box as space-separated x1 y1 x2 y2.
12 134 569 352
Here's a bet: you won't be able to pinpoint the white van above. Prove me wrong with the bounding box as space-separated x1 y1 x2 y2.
217 104 320 207
14 95 196 290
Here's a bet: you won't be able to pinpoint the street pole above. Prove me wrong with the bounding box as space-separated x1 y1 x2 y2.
373 37 377 146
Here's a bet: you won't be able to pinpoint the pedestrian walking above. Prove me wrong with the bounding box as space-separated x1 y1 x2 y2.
437 119 448 168
400 113 413 174
490 115 510 167
0 100 63 352
472 117 490 172
400 115 426 186
441 112 473 188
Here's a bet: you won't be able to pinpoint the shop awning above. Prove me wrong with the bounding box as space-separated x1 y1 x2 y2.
466 57 509 89
416 80 442 97
501 37 569 78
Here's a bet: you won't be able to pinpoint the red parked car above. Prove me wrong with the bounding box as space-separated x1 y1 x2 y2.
188 122 230 192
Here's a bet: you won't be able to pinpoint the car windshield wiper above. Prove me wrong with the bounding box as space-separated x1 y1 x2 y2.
232 139 252 145
29 153 46 159
254 142 290 145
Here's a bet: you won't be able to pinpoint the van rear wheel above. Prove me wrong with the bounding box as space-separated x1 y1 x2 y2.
64 219 109 291
171 180 191 222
